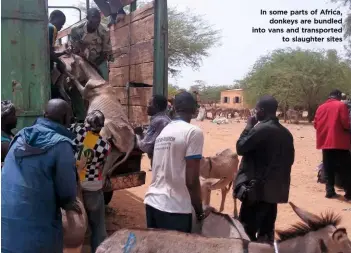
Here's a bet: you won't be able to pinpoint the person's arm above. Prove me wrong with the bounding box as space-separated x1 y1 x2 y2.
236 123 265 156
54 142 78 209
339 103 351 131
185 128 205 219
1 142 10 162
101 27 113 61
137 119 168 155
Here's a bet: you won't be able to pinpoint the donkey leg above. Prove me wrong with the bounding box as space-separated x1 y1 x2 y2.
220 187 229 212
201 181 211 207
233 198 238 219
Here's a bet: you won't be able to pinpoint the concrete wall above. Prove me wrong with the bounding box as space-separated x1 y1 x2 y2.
219 89 248 109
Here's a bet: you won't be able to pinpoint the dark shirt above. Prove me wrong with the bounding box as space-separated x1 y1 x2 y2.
234 117 295 203
48 23 57 71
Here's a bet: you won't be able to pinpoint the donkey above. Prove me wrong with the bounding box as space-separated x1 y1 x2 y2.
62 54 136 182
199 149 239 215
96 202 351 253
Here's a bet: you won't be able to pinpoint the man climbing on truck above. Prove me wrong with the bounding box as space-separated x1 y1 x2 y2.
49 10 68 99
69 7 113 81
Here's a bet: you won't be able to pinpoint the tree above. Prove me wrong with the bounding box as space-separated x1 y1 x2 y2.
168 83 180 97
240 48 351 122
75 1 221 76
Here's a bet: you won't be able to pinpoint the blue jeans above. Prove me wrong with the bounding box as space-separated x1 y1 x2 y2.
82 190 107 252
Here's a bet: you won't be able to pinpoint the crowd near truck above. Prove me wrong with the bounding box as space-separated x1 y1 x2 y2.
1 0 168 204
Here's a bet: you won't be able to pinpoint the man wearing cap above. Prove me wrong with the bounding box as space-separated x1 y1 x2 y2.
144 91 212 233
234 95 295 243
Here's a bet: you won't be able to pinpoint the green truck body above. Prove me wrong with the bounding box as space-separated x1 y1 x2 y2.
1 0 168 198
1 0 168 131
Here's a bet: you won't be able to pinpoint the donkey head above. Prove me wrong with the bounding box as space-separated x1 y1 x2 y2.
277 202 351 253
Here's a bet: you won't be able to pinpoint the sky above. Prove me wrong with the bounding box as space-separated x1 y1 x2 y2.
48 0 349 89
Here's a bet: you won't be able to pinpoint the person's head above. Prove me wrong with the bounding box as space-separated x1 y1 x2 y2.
1 100 17 131
329 89 342 101
49 10 66 31
255 95 278 121
85 110 105 133
147 95 168 116
341 93 347 101
44 99 72 127
86 8 101 32
174 91 197 123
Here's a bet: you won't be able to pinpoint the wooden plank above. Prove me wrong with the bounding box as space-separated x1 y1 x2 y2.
110 2 154 31
130 14 154 45
109 66 129 87
112 87 152 106
110 25 129 49
109 62 153 86
130 62 153 85
111 14 154 49
122 105 149 125
110 39 154 68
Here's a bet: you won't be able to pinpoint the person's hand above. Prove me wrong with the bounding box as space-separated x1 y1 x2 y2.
62 200 82 215
196 205 217 222
247 115 258 127
65 46 72 55
134 126 143 135
203 205 217 218
57 61 66 73
66 72 76 81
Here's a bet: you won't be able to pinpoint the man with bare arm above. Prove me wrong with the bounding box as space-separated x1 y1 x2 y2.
144 91 211 232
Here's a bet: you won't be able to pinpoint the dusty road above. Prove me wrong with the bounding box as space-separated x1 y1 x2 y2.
106 120 351 235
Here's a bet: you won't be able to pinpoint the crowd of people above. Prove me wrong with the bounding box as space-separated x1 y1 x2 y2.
1 89 350 252
1 2 351 252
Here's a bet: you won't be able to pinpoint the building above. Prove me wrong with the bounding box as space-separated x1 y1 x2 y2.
220 89 248 109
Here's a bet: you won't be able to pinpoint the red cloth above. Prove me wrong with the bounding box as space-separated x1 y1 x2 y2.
314 98 351 150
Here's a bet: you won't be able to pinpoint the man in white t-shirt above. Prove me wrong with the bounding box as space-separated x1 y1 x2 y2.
144 91 208 233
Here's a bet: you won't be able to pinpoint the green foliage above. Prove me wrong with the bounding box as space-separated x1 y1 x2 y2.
187 80 237 103
75 0 221 76
168 83 180 97
240 48 351 119
168 8 221 76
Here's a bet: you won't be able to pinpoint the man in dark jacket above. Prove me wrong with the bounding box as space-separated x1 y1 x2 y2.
234 95 295 243
1 99 81 253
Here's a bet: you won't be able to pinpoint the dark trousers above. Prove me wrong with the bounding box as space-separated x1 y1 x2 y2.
145 205 192 233
322 149 351 198
239 200 277 243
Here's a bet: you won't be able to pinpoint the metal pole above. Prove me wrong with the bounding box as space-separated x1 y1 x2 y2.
131 0 137 12
153 0 168 97
86 0 90 10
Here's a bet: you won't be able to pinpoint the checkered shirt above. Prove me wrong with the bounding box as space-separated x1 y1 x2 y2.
70 123 111 183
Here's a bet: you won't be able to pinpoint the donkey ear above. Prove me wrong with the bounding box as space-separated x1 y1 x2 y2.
332 228 348 242
289 202 320 224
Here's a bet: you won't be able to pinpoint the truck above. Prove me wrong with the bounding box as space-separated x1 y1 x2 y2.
1 0 168 204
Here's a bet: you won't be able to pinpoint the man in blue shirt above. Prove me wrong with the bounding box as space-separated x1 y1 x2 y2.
1 99 81 253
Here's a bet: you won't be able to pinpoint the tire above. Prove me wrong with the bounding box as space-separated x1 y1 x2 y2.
104 191 114 205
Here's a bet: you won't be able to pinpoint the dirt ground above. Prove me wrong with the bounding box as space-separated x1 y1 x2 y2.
106 119 351 236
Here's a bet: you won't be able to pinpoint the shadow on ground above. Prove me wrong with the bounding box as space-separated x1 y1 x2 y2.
81 189 146 253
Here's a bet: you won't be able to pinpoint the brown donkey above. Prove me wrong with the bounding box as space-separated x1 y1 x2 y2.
96 202 351 253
